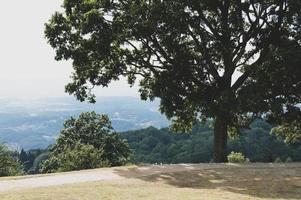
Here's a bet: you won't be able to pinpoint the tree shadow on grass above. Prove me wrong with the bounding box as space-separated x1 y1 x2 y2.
114 164 301 199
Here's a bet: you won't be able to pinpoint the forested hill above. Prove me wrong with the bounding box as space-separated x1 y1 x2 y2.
14 119 301 174
122 119 301 163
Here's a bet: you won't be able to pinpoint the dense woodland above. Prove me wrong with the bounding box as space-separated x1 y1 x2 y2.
18 149 49 174
123 119 301 164
6 119 298 175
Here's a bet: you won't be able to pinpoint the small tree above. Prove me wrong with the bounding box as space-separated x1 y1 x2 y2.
0 144 22 177
41 112 131 173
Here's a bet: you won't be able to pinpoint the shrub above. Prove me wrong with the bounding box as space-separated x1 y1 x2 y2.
274 157 282 163
0 144 22 177
55 143 109 172
41 112 131 173
227 152 246 163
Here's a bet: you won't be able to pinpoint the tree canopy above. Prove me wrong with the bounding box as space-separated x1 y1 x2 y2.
122 119 301 164
0 144 22 177
41 112 131 173
45 0 301 162
271 106 301 144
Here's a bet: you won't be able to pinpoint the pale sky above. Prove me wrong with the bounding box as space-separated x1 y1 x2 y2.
0 0 138 99
0 1 241 100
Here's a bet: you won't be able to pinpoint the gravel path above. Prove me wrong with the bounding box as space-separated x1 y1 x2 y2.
0 169 122 192
0 163 300 192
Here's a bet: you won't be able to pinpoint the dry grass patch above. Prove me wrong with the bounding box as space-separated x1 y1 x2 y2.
0 164 300 200
0 179 264 200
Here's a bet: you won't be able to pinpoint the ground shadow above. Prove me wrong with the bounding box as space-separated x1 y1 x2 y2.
114 163 301 199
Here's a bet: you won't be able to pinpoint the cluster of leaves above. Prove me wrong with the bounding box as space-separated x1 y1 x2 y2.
272 121 301 144
227 152 246 163
45 0 301 132
42 142 107 172
0 144 22 177
41 112 131 173
122 119 301 163
123 123 214 163
270 106 301 144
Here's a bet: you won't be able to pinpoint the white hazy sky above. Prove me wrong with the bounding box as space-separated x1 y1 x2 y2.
0 1 241 100
0 0 138 99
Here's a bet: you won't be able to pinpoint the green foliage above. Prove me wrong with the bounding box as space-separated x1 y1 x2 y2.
45 0 301 162
228 127 240 139
272 120 301 144
44 143 108 172
123 120 301 164
41 112 131 173
19 149 49 174
123 123 213 164
30 152 49 174
274 157 283 163
270 105 301 144
0 144 22 177
44 0 301 117
227 152 246 163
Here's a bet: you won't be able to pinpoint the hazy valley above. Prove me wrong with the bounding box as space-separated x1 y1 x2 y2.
0 97 169 150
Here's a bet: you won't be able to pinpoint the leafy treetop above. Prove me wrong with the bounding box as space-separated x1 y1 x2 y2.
46 0 300 129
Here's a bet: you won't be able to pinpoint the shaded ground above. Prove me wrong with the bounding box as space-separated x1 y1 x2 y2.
114 163 301 199
0 163 300 200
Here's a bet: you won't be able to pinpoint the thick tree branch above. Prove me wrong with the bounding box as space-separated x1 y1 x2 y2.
197 10 221 40
233 5 268 65
232 47 269 91
187 28 220 80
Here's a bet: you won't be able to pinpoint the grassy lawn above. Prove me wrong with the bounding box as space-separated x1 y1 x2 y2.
0 165 300 200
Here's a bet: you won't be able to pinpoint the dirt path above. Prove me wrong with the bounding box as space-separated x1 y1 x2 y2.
0 163 300 192
0 169 122 192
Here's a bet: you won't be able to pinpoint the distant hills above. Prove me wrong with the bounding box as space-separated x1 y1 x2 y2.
0 97 169 150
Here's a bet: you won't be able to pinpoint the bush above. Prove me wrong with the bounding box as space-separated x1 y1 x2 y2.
42 143 109 173
274 157 282 163
41 112 131 173
227 152 246 163
0 144 22 177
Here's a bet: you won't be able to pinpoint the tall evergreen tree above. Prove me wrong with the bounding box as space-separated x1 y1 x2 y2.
19 149 28 163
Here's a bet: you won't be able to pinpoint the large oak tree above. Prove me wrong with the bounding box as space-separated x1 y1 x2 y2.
45 0 301 162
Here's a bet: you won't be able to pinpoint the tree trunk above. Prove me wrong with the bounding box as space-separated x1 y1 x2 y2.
213 115 228 162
